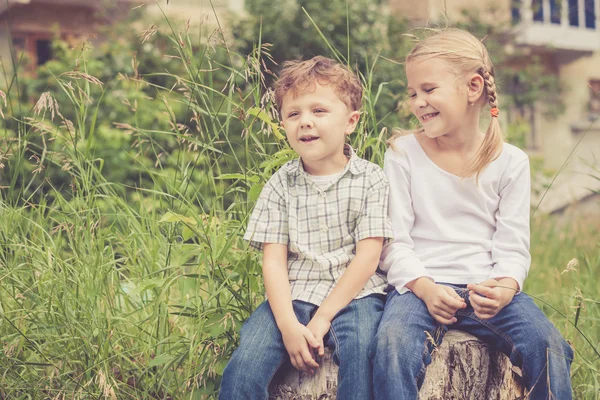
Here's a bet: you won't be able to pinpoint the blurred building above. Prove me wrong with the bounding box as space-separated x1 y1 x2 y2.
0 0 243 73
0 0 132 70
390 0 600 214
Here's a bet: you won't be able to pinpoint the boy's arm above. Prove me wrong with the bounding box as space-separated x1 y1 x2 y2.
307 237 383 355
307 168 393 354
263 243 320 373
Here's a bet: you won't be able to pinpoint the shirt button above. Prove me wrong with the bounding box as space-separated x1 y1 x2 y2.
320 225 329 233
319 192 327 198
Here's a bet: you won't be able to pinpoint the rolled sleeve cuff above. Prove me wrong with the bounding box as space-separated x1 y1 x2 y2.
355 223 394 243
487 263 528 292
355 183 394 243
243 229 288 251
384 257 433 294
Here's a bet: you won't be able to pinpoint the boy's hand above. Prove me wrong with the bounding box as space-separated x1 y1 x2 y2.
467 278 518 319
306 315 331 357
413 279 466 325
280 321 321 374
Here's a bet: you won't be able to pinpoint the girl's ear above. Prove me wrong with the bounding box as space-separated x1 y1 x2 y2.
345 110 361 135
467 73 485 104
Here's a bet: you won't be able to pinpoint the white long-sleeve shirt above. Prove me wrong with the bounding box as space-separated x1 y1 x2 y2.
380 134 531 293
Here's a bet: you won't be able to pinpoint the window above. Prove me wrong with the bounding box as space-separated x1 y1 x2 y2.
533 0 544 21
35 40 52 66
550 0 562 23
512 0 522 23
585 0 596 28
11 34 54 72
569 0 579 26
568 0 597 28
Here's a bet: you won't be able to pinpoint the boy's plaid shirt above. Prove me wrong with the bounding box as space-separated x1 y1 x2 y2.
244 146 394 306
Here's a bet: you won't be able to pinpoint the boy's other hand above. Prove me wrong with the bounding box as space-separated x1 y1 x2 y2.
467 278 517 319
418 281 466 325
280 321 321 374
306 315 331 357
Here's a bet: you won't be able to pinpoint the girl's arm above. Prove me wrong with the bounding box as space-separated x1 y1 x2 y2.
263 243 320 373
379 147 434 291
488 156 531 289
469 154 531 319
382 145 465 324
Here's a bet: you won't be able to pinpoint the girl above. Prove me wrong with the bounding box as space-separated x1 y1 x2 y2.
372 28 573 399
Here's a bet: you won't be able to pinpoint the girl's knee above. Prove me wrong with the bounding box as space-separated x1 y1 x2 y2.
372 322 425 360
517 323 571 361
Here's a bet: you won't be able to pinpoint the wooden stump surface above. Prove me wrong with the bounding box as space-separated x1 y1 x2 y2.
268 330 524 400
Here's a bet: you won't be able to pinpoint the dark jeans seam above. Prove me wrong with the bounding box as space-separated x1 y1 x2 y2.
263 358 288 400
415 339 430 387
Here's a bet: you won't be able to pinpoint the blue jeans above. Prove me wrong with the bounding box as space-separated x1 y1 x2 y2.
219 294 385 400
371 286 573 400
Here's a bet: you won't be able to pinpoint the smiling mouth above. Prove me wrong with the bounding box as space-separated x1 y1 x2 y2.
299 136 319 142
421 112 439 122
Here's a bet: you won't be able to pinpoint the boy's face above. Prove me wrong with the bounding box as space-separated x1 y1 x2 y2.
280 82 360 176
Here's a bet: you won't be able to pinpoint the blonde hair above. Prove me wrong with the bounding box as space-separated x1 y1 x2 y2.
274 56 363 112
395 28 503 180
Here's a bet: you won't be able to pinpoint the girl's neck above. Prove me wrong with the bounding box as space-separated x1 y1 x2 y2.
433 113 484 156
434 130 483 155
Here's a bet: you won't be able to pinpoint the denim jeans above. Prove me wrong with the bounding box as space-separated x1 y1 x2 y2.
219 294 385 400
371 285 573 400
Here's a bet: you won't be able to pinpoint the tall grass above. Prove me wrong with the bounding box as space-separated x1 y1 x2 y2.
527 215 600 398
0 13 270 399
0 8 598 400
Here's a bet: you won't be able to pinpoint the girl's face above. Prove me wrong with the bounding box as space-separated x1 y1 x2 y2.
406 57 471 139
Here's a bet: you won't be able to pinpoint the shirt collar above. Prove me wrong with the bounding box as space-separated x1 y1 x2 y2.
283 144 367 176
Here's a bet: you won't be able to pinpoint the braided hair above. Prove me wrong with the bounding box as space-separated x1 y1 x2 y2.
402 28 504 181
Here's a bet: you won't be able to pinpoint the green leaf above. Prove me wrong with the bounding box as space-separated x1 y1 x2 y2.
247 107 284 140
210 323 225 338
215 173 260 183
159 211 197 226
248 183 264 202
214 359 228 376
130 278 164 295
182 226 196 241
191 382 214 396
149 354 175 367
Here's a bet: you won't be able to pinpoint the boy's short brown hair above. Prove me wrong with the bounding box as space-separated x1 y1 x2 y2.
274 56 363 113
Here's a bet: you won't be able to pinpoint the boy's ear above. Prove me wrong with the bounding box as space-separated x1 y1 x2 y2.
279 121 287 137
467 73 485 104
345 110 361 135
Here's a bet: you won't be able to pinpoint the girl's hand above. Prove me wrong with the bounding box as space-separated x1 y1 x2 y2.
419 283 467 325
306 315 331 357
467 278 518 319
280 321 321 374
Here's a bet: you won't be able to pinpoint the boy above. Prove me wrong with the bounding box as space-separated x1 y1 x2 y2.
219 56 393 400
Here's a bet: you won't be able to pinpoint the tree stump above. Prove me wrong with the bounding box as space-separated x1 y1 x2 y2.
268 330 524 400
